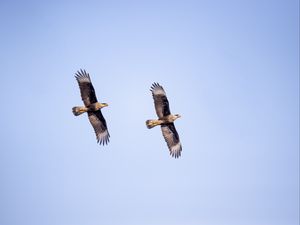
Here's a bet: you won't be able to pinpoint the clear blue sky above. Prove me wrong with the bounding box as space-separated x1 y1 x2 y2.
0 1 299 225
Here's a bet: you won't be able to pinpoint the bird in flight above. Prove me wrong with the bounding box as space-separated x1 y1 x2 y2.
146 83 182 158
72 69 110 145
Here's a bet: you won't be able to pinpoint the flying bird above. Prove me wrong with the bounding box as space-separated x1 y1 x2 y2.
146 83 182 158
72 69 110 145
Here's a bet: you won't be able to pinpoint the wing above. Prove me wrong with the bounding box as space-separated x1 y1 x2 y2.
150 83 171 118
88 110 110 145
75 69 98 107
161 123 182 158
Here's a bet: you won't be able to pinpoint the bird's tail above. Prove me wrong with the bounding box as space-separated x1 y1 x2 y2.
146 119 162 129
72 106 88 116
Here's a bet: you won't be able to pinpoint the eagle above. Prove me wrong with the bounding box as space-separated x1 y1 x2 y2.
146 83 182 158
72 69 110 145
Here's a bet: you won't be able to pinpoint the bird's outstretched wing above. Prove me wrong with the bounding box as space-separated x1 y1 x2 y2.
150 83 171 118
75 69 98 107
161 123 182 158
88 111 110 145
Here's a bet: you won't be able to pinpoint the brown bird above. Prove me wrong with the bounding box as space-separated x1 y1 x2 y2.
72 69 110 145
146 83 182 158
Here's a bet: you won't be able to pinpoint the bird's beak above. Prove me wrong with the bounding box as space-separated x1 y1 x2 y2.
177 114 182 118
102 103 109 107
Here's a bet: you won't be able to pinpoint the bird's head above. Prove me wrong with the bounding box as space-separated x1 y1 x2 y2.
174 114 181 119
100 103 109 108
96 102 108 109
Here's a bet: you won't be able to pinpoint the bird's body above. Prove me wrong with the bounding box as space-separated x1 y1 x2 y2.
146 83 182 158
72 69 110 145
72 102 108 116
146 114 180 129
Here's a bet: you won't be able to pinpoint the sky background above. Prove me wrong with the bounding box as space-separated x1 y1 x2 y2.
0 0 299 225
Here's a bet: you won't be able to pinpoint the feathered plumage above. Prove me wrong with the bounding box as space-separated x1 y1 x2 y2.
72 69 110 145
75 70 98 107
161 123 182 158
146 83 182 158
151 83 171 118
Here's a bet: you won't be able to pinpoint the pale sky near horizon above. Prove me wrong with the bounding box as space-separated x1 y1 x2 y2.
0 1 299 225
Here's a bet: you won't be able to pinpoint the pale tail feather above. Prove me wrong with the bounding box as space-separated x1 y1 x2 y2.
146 119 161 129
72 106 87 116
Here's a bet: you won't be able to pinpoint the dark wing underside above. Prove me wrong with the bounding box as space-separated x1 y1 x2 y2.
161 123 182 158
75 69 98 107
88 110 110 145
150 83 171 118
